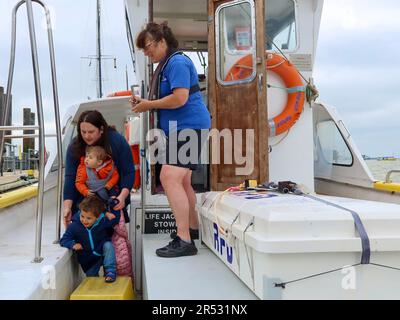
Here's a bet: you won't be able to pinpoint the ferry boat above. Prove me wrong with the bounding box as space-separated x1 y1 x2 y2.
2 0 400 300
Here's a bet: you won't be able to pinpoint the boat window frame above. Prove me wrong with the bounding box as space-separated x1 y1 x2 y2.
215 0 257 86
125 7 137 74
316 119 354 168
266 0 300 53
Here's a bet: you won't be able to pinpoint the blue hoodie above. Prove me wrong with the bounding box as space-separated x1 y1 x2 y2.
60 212 117 272
63 130 135 222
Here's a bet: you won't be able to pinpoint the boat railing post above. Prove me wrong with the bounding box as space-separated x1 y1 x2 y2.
35 0 63 244
133 80 147 293
25 0 46 263
0 0 63 263
385 170 400 183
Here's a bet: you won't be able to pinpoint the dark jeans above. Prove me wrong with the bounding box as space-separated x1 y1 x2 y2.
85 241 116 276
96 187 121 220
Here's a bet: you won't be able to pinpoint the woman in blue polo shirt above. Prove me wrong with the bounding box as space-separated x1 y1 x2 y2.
132 22 211 258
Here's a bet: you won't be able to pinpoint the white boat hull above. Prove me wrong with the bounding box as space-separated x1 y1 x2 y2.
199 191 400 299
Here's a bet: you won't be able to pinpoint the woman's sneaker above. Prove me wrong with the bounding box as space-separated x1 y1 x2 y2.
170 228 199 240
156 236 198 258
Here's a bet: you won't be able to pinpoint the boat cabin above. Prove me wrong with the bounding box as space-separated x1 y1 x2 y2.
3 0 400 300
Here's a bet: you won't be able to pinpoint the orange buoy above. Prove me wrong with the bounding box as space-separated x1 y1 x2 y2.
131 145 140 190
107 90 132 97
225 52 305 137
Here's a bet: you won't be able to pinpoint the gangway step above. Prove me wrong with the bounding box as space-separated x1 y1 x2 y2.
70 276 136 300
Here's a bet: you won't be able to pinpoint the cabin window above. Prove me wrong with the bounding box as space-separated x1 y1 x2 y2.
317 120 353 166
216 0 256 85
266 0 297 51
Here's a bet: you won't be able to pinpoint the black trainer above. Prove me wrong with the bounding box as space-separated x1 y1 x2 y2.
170 228 199 240
156 236 198 258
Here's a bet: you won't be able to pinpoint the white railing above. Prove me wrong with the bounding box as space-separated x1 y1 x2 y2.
0 0 63 263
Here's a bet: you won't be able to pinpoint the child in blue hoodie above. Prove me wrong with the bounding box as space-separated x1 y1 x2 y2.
60 196 118 282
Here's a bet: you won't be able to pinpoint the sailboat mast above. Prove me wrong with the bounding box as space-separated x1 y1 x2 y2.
96 0 103 98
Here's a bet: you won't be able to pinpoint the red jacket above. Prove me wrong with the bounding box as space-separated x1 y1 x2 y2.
75 156 120 197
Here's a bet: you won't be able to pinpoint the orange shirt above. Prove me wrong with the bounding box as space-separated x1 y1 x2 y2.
75 156 120 197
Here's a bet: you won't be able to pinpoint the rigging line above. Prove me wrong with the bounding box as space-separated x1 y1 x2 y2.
267 83 306 93
196 51 207 75
243 217 255 288
237 3 317 102
266 33 309 85
274 264 362 289
269 128 290 148
275 262 400 289
369 263 400 272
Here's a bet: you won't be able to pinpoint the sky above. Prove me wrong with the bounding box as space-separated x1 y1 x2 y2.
0 0 134 133
0 0 400 157
313 0 400 157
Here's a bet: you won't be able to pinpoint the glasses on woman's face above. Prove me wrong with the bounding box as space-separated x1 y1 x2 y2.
143 40 156 52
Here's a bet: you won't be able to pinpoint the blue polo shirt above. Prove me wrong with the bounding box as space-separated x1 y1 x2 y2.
158 54 211 135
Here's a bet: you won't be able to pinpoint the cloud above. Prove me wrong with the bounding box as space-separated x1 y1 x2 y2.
314 0 400 156
322 0 400 32
0 0 134 134
1 0 399 157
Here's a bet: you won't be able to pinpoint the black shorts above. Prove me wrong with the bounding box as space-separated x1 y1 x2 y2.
165 129 208 171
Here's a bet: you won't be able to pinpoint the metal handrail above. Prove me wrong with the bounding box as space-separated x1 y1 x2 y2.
0 0 63 263
0 125 39 131
385 170 400 183
0 126 56 139
5 134 57 139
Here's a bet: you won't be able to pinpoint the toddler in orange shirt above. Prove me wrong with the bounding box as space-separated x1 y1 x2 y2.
75 146 119 202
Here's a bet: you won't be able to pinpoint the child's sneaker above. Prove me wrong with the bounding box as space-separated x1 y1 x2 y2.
156 236 198 258
104 270 116 283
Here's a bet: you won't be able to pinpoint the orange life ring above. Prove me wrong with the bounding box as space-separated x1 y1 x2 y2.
225 52 305 137
107 90 132 97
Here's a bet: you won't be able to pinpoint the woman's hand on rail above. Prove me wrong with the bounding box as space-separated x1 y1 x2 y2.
63 206 72 228
63 199 73 228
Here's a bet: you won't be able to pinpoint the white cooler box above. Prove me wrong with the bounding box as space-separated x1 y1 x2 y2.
198 190 400 300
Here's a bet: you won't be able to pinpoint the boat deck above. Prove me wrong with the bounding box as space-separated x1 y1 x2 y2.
142 234 258 300
0 173 257 300
0 174 82 300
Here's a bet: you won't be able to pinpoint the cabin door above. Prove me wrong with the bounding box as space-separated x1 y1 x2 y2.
208 0 268 191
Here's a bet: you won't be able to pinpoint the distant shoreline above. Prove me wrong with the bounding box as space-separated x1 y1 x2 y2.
366 159 400 182
363 156 397 161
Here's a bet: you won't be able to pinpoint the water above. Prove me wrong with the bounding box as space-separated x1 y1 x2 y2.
366 159 400 182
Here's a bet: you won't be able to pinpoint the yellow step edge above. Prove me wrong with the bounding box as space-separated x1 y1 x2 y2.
374 181 400 193
70 276 136 300
0 186 38 209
